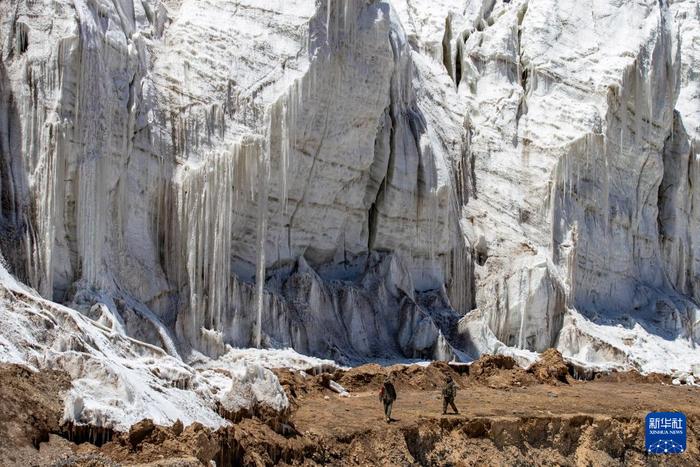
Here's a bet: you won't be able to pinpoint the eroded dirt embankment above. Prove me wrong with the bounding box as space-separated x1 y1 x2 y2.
0 351 697 466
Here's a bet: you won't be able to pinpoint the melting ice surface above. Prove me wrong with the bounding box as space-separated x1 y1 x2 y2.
2 256 700 433
1 0 700 433
0 262 330 431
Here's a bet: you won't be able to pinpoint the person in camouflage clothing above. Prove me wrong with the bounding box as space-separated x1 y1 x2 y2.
379 376 397 423
442 375 459 415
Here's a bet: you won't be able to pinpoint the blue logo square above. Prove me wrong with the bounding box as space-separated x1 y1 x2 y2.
645 412 686 454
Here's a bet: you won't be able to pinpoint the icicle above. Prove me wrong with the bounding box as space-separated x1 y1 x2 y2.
647 48 654 148
602 134 610 236
171 134 264 351
255 129 271 349
327 0 333 47
620 76 626 160
271 88 296 215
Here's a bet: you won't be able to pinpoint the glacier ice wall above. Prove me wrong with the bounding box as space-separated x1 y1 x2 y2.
1 0 699 370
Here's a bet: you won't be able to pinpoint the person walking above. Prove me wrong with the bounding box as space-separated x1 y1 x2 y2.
379 376 397 423
442 375 459 415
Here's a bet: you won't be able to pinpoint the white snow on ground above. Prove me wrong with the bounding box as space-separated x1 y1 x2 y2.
208 347 343 373
0 291 224 431
557 309 700 377
0 264 289 431
461 305 700 379
201 362 289 415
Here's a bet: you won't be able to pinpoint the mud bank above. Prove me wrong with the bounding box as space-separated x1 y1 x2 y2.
2 358 699 466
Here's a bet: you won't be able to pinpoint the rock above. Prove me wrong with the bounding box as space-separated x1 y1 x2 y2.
527 349 569 384
0 365 71 454
180 423 220 464
171 419 184 437
128 419 155 447
470 355 517 376
329 380 350 397
468 353 539 389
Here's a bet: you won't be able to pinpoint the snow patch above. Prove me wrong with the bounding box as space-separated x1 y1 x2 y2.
211 347 342 374
206 362 289 415
0 264 289 431
557 309 700 375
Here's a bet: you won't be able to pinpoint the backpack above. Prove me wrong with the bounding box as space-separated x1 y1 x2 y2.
384 381 396 400
443 381 455 399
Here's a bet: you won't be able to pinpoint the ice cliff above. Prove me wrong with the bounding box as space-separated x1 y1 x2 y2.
1 0 700 427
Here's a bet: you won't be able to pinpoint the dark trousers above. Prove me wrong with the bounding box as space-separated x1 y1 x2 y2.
443 397 458 414
383 400 393 419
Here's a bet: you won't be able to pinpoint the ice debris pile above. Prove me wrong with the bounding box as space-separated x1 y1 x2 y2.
1 0 700 429
0 263 317 430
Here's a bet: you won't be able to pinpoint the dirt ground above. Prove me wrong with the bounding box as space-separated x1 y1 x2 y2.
293 382 700 435
2 351 699 466
0 365 75 466
288 378 700 466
